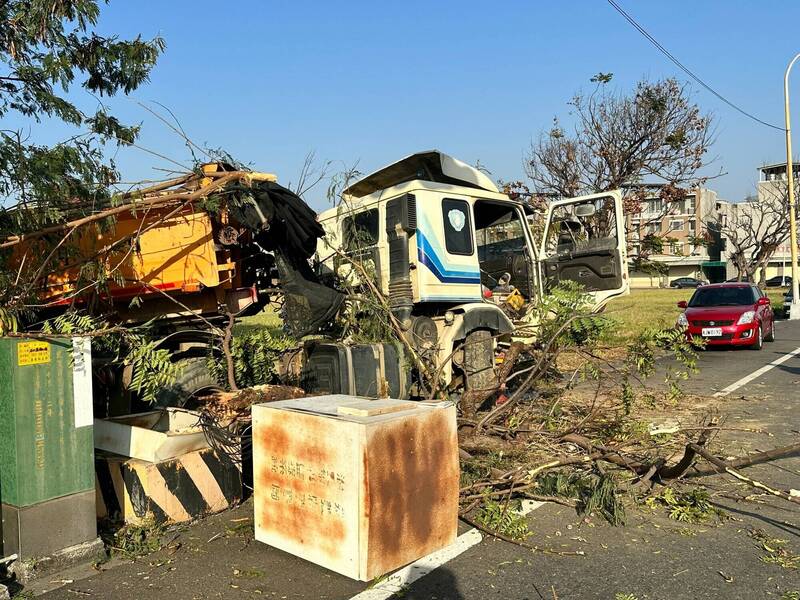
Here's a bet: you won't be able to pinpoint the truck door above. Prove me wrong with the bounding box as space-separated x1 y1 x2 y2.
539 190 628 307
474 200 534 298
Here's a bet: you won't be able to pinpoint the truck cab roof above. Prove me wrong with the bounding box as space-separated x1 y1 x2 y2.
343 150 499 198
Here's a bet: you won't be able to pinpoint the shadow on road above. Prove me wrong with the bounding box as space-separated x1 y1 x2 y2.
712 499 800 539
395 567 465 600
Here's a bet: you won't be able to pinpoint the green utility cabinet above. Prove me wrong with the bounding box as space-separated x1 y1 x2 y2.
0 337 97 559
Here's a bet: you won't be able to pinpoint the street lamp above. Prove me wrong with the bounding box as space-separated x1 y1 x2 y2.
784 53 800 319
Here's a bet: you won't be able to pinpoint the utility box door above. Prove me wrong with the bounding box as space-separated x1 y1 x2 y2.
0 337 95 508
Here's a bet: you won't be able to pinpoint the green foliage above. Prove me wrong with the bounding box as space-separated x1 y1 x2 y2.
532 281 613 350
590 72 614 84
528 78 713 200
210 327 295 389
225 519 255 541
581 473 626 526
631 254 669 276
620 325 700 409
125 339 177 405
645 487 724 524
103 514 165 559
751 529 800 570
0 0 163 320
42 311 177 404
614 594 639 600
318 232 398 346
475 497 531 541
537 471 626 526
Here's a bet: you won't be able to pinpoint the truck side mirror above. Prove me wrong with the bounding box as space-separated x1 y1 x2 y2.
677 300 688 309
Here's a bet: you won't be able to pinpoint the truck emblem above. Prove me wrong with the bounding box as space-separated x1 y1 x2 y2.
448 209 466 232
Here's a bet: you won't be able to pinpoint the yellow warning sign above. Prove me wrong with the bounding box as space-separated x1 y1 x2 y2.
18 341 51 366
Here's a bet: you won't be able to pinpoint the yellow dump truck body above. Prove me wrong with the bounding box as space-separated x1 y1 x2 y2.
36 207 223 304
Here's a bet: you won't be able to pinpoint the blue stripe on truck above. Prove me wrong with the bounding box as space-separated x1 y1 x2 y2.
417 230 481 284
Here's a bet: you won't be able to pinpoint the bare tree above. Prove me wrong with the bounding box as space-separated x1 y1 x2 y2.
705 185 791 284
291 150 333 198
528 77 715 196
527 76 717 256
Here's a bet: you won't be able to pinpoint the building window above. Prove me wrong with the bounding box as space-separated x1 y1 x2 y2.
687 196 696 213
689 219 696 234
442 198 473 255
669 219 684 232
670 241 683 255
643 199 661 215
646 222 659 235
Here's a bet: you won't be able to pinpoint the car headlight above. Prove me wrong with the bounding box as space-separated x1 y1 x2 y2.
737 310 755 325
677 312 689 327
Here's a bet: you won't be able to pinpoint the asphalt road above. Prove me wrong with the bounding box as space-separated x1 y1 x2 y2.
30 320 800 600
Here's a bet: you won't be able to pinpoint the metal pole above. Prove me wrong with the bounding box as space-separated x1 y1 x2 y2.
784 53 800 319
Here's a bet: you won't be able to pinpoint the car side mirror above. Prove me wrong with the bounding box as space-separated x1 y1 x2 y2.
677 300 688 309
757 297 770 306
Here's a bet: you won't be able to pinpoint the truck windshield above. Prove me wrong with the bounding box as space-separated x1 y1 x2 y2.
689 287 755 307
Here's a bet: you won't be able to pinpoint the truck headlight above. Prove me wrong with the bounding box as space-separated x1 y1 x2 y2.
737 310 755 325
677 313 688 328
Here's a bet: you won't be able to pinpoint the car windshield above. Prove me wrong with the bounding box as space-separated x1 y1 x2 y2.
689 287 755 307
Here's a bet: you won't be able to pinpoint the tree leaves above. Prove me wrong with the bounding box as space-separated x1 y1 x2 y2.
526 77 715 258
0 0 163 321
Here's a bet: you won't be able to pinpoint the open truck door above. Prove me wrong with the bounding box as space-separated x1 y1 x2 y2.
539 190 628 308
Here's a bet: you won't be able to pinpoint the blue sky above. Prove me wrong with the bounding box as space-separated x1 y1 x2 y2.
53 1 800 209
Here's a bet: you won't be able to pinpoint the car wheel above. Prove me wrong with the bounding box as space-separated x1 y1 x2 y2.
750 323 764 350
765 319 776 342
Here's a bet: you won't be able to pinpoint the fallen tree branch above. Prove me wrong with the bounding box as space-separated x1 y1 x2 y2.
688 443 800 507
688 442 800 477
657 424 715 480
222 311 239 391
0 171 241 249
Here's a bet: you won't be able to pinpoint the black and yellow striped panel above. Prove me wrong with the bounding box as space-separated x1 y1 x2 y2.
95 449 243 524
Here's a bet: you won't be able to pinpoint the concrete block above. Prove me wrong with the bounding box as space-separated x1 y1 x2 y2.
253 395 459 581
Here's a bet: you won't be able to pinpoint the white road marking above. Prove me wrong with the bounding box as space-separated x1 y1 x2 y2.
713 345 800 397
349 501 544 599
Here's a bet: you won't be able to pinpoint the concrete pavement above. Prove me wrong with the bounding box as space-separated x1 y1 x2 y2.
31 320 800 600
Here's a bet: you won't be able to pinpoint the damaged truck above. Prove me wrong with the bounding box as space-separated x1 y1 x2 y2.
312 150 629 396
9 151 628 409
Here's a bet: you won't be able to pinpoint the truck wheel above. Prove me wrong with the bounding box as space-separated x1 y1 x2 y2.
463 329 497 392
156 356 223 409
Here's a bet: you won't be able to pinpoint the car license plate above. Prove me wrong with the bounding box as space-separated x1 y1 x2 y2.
701 327 723 337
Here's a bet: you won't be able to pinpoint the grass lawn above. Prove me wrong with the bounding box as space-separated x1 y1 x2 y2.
234 288 789 345
605 287 788 341
235 305 283 335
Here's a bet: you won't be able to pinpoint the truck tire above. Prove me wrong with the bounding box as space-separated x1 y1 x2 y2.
157 356 223 409
463 329 496 392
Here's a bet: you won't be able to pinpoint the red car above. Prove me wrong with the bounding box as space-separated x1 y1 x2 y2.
676 283 775 349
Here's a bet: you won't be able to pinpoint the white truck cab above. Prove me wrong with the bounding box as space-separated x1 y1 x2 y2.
317 151 628 391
